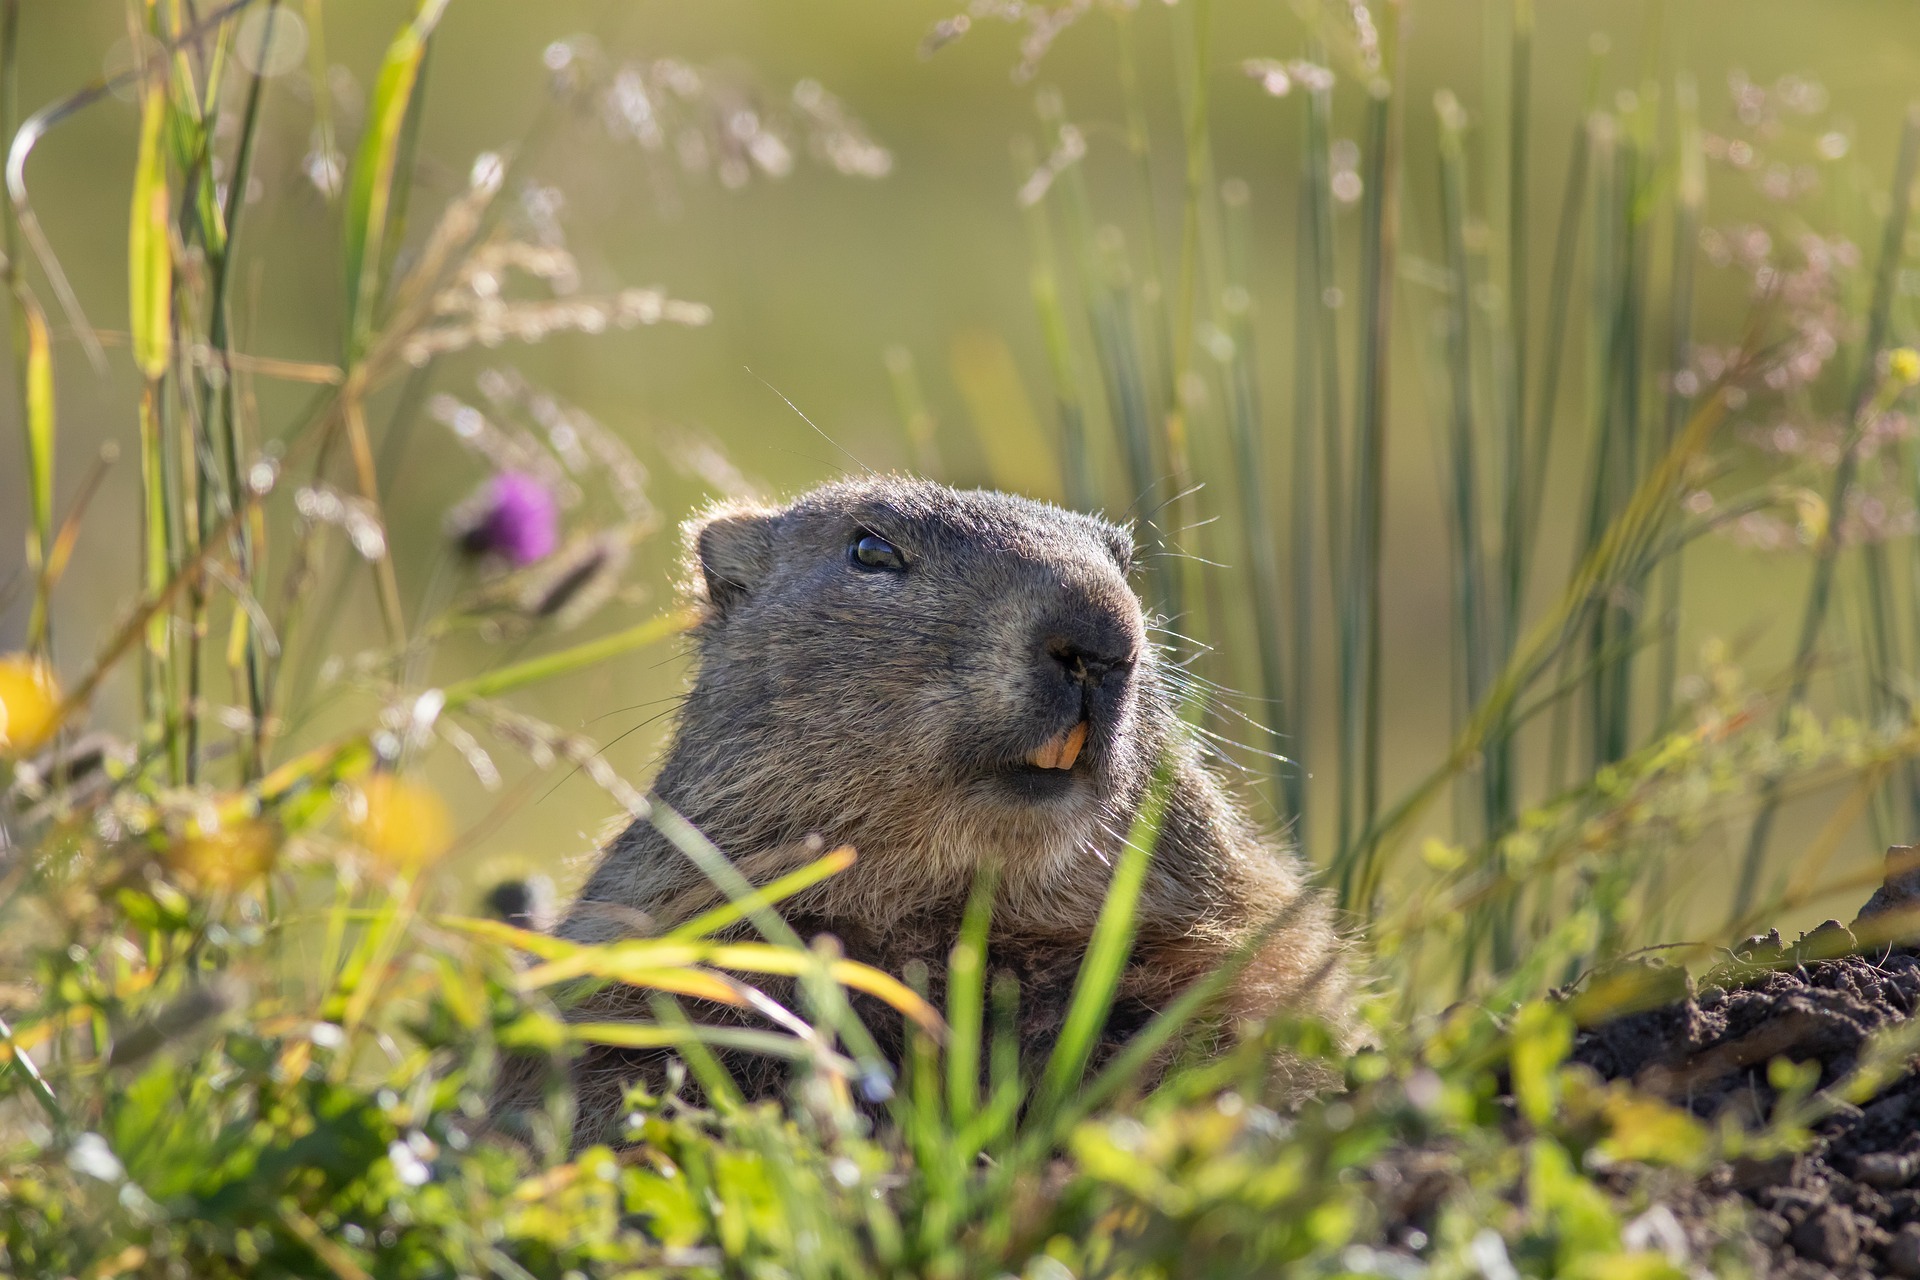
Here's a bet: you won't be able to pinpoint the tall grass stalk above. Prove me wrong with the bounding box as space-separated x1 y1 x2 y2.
209 0 281 780
1652 73 1703 730
1546 110 1617 793
1432 89 1502 962
1335 5 1406 903
1160 0 1221 661
1300 54 1348 856
1524 62 1600 587
1580 110 1651 776
1218 181 1294 815
1479 0 1530 857
1110 5 1180 544
1286 178 1318 837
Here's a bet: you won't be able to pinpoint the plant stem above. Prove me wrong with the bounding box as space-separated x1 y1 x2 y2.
1288 178 1317 839
1346 6 1406 904
1653 73 1702 728
1164 0 1220 659
210 0 281 780
1219 180 1292 818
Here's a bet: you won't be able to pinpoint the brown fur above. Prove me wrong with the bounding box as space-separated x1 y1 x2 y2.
516 477 1353 1146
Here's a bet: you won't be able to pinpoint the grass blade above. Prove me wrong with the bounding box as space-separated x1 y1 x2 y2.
18 290 52 649
1031 757 1172 1124
0 1011 65 1129
438 607 696 709
522 941 943 1036
1435 91 1490 722
1506 0 1532 444
1480 0 1532 875
1068 896 1315 1128
1652 74 1703 727
568 1020 831 1066
1218 179 1294 817
1300 56 1352 862
666 847 858 941
342 0 449 358
1342 10 1407 895
129 79 172 380
643 802 898 1089
944 866 997 1128
208 0 284 781
1287 177 1318 838
1159 0 1219 654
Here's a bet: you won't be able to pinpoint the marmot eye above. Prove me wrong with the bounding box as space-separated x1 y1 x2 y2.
851 533 907 572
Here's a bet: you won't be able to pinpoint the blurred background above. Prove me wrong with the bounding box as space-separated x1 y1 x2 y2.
4 0 1918 943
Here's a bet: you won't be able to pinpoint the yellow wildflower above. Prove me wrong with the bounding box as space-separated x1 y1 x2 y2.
349 775 454 874
1891 347 1920 387
0 655 60 759
168 821 278 890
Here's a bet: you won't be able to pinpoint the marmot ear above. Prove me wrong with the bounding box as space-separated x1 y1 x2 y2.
688 507 777 616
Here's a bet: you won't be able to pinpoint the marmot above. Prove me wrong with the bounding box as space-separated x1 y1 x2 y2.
527 476 1352 1144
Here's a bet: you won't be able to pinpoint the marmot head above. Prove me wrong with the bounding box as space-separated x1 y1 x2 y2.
667 476 1163 899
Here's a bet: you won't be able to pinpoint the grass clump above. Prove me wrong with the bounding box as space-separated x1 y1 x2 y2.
3 2 1920 1277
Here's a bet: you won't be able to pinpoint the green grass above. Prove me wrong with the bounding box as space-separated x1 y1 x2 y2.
3 2 1920 1276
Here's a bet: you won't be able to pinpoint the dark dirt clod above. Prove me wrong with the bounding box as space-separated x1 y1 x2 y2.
1856 846 1920 925
1888 1223 1920 1278
1791 1206 1863 1269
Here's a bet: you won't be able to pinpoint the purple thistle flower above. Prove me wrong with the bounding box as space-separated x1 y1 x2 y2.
458 471 558 565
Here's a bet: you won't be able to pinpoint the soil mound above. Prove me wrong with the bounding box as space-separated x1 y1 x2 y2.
1575 941 1920 1278
1565 851 1920 1278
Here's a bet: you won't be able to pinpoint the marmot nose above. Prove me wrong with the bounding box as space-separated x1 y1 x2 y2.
1044 624 1135 688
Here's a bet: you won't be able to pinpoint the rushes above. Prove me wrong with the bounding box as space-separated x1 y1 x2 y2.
1434 90 1490 773
1736 105 1920 919
1485 0 1530 860
1313 14 1830 974
1348 15 1405 878
1263 9 1410 901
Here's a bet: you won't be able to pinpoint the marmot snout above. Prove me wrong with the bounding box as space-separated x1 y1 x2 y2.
529 476 1355 1144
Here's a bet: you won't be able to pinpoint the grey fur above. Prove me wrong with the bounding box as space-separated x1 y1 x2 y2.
523 477 1353 1145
